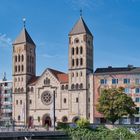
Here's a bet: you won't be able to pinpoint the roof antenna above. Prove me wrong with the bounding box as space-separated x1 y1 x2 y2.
80 8 82 17
22 17 26 28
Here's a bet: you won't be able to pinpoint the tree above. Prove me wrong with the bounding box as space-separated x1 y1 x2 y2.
76 118 90 128
96 87 138 124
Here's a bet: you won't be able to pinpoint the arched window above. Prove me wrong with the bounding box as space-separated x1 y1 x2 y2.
72 48 74 55
38 116 40 122
18 55 20 62
76 47 78 54
18 65 20 72
27 87 30 92
61 85 64 90
80 83 83 89
64 98 66 103
20 100 22 105
71 84 75 89
76 72 78 77
21 87 24 92
62 116 68 123
74 38 79 44
76 83 79 89
76 59 79 66
15 88 17 92
18 115 20 121
21 65 24 72
15 66 17 72
15 55 17 62
18 88 20 93
31 87 34 92
72 59 74 66
65 85 68 90
80 58 83 65
21 55 24 61
80 46 83 54
80 72 82 76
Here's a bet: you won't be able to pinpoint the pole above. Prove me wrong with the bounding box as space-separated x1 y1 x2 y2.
53 90 56 131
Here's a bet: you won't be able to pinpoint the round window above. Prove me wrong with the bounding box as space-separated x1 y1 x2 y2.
41 91 52 105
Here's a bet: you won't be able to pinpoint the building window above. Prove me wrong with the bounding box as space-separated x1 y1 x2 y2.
16 100 18 105
38 116 40 122
112 79 118 84
80 72 82 76
80 83 83 89
21 87 24 92
18 115 20 121
123 78 130 84
76 83 79 89
74 38 79 43
80 46 83 54
135 79 140 84
65 85 68 90
15 88 17 92
124 88 130 94
76 97 79 103
100 79 107 84
21 55 24 61
62 116 68 123
30 99 32 104
72 48 74 55
135 88 140 94
135 117 140 123
71 84 74 89
20 100 22 105
80 58 83 65
72 59 74 67
76 72 78 77
15 55 17 62
72 72 74 77
76 47 79 54
61 85 64 90
21 65 24 72
18 55 20 62
76 59 79 66
64 98 66 103
135 98 140 102
31 87 34 92
18 65 20 72
136 107 140 113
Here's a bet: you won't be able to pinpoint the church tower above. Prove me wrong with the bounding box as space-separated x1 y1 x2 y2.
68 16 93 121
12 23 36 125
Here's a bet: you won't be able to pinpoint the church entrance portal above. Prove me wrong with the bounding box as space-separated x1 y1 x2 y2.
42 114 52 127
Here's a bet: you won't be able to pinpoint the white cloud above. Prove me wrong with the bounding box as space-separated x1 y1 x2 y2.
0 33 12 47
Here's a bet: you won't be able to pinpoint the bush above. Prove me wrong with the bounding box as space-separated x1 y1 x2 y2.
76 118 90 128
56 122 69 130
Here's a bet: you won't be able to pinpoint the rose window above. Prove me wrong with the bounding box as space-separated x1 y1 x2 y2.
41 91 52 105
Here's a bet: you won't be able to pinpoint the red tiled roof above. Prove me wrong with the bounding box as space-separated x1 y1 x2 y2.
57 74 68 83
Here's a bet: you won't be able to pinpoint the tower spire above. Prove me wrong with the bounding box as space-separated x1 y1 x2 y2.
80 9 82 17
22 17 26 28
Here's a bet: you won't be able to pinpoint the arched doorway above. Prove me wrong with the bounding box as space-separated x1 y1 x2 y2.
28 116 34 128
42 114 52 127
72 116 80 123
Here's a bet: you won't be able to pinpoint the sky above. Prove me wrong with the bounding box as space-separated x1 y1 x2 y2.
1 0 140 80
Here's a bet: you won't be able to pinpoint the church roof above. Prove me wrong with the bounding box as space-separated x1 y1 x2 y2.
48 68 68 83
69 17 92 36
28 68 68 85
13 28 35 45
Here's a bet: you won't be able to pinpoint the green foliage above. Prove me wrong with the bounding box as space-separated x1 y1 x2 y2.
66 125 140 140
56 122 69 130
96 87 138 124
76 118 90 128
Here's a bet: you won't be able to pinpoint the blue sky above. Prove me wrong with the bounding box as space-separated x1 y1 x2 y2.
1 0 140 80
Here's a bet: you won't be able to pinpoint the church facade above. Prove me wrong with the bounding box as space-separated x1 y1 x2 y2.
12 16 94 126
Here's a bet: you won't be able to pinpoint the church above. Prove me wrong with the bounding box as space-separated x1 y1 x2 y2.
12 16 94 127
